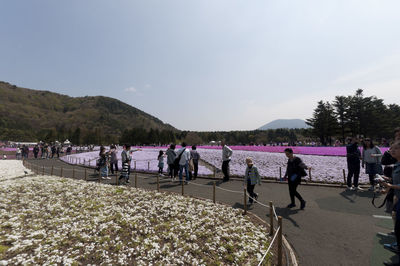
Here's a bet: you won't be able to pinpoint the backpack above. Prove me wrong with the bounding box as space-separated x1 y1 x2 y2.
173 149 185 168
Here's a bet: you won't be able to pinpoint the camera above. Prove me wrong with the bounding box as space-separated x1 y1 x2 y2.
374 174 385 183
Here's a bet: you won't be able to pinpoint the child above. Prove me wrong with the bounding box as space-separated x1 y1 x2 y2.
244 157 261 204
158 150 165 176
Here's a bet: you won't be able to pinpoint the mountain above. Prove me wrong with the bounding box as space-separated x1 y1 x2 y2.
0 81 177 142
257 119 311 130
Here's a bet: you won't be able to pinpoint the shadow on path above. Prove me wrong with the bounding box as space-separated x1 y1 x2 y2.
273 207 300 228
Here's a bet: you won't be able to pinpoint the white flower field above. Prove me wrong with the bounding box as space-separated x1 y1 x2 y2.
0 161 272 265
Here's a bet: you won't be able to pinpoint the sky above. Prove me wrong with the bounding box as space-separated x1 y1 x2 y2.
1 0 400 131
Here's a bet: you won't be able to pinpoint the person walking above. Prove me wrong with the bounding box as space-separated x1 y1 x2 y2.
98 146 111 180
381 141 400 264
166 144 177 180
190 145 200 180
16 147 21 160
33 145 39 159
284 148 308 209
109 145 118 175
177 142 191 184
362 138 383 191
119 144 138 184
221 141 233 182
158 150 165 176
346 137 361 190
244 157 261 204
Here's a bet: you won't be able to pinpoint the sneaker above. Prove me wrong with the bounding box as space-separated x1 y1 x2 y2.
286 203 296 208
126 180 130 184
101 176 106 180
106 177 111 180
368 185 375 191
384 243 399 254
355 186 363 191
300 200 306 210
347 186 352 190
254 193 259 201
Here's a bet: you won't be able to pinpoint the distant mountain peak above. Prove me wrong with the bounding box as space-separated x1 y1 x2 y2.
257 119 310 130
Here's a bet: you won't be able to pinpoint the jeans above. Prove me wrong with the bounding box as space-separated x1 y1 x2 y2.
347 161 360 187
179 163 189 182
100 166 108 177
288 180 304 205
222 160 230 180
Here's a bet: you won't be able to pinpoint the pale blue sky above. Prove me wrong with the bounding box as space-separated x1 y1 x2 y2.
1 0 400 131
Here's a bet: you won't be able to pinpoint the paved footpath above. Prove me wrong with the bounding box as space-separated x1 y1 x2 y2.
26 158 397 266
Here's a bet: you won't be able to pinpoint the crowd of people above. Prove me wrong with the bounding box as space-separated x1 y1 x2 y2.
344 128 400 265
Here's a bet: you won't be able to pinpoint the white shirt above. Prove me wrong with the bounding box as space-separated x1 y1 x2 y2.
177 148 191 165
222 145 233 161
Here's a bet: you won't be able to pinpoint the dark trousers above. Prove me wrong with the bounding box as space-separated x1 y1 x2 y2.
222 160 230 181
289 181 304 205
110 162 118 174
347 161 360 187
168 164 177 178
247 180 257 203
34 153 38 159
193 160 199 179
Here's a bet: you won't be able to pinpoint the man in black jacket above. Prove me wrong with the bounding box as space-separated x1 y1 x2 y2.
346 137 361 190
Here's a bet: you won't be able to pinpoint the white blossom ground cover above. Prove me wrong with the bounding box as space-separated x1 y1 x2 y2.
198 149 370 184
0 161 272 265
0 160 33 181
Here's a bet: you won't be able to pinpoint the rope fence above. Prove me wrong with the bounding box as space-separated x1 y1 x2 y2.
22 159 289 265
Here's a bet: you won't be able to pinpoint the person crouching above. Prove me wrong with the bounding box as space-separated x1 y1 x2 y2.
244 157 261 204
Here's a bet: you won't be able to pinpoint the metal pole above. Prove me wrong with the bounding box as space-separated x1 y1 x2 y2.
243 188 247 215
213 181 216 204
278 216 283 266
270 201 274 236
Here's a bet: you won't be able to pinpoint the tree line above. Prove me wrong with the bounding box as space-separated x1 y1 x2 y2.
306 89 400 145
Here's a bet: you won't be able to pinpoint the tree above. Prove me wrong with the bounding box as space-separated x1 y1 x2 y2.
332 96 350 141
306 101 339 145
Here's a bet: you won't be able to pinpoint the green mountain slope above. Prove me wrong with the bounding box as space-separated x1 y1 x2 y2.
0 81 176 142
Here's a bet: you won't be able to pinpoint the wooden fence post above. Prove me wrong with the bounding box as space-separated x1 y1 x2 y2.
134 161 136 170
278 216 283 266
135 173 137 188
85 168 87 181
213 166 216 178
270 201 274 236
51 166 54 176
181 181 184 196
72 167 75 179
309 168 312 182
279 167 282 180
61 167 63 177
243 188 247 215
213 181 216 204
342 169 346 185
157 175 160 192
148 161 150 171
42 165 45 175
